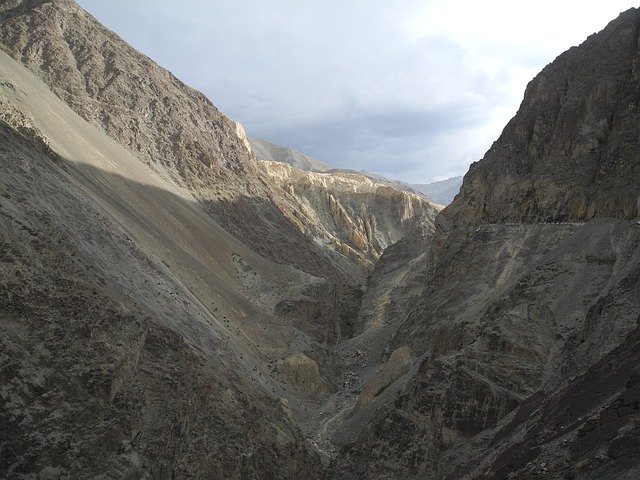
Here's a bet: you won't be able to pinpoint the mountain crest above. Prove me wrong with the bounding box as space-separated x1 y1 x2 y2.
444 7 640 225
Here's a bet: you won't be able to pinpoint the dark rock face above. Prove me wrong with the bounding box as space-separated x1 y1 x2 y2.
330 9 640 478
332 222 640 479
444 8 640 225
276 283 363 344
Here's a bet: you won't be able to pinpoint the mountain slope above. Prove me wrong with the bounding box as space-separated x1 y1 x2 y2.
330 9 640 479
251 138 333 172
0 0 440 287
0 0 362 286
2 2 640 480
259 160 439 268
443 9 640 225
0 49 325 478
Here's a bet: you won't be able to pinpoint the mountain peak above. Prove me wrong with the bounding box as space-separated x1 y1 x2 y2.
443 7 640 225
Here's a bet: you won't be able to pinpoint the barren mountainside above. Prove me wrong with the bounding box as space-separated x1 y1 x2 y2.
1 1 640 480
444 9 640 225
330 8 640 480
259 160 439 267
0 0 439 287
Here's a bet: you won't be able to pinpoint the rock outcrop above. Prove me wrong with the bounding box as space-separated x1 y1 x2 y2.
443 9 640 225
259 160 439 268
329 8 640 480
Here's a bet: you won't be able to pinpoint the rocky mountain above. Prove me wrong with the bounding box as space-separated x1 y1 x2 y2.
411 175 463 206
0 49 324 479
250 137 461 207
330 8 640 480
0 0 440 287
0 1 437 478
250 138 334 172
1 1 640 480
0 0 361 287
259 160 439 268
443 9 640 225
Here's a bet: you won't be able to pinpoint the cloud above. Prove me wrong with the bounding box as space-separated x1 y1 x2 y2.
77 0 639 183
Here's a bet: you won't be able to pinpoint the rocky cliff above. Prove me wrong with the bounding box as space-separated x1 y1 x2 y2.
0 1 438 478
259 161 439 268
329 8 640 480
443 9 640 225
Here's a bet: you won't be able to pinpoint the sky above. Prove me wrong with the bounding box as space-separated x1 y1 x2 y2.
77 1 638 184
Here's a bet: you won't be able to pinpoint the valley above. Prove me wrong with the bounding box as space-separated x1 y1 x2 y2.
0 1 639 480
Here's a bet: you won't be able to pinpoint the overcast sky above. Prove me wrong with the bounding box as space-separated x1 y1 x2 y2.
77 1 638 183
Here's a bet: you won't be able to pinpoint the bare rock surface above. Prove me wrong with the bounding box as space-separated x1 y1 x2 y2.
444 8 640 225
329 8 640 479
260 160 439 268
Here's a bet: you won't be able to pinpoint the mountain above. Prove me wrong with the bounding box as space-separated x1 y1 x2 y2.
0 0 359 287
0 48 323 478
2 1 640 480
443 10 640 225
250 138 334 172
251 137 463 206
259 161 439 268
332 8 640 479
411 175 463 206
0 1 437 478
0 0 440 287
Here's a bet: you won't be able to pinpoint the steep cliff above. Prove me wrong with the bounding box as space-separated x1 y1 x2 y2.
443 9 640 225
331 9 640 480
259 161 439 268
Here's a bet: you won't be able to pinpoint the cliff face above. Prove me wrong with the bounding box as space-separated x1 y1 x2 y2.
444 9 640 225
259 161 439 268
332 221 640 479
330 9 640 480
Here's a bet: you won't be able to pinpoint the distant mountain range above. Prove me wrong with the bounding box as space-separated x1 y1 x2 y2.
249 138 463 205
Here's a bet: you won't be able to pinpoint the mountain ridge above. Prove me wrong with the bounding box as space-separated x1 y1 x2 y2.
250 136 463 205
